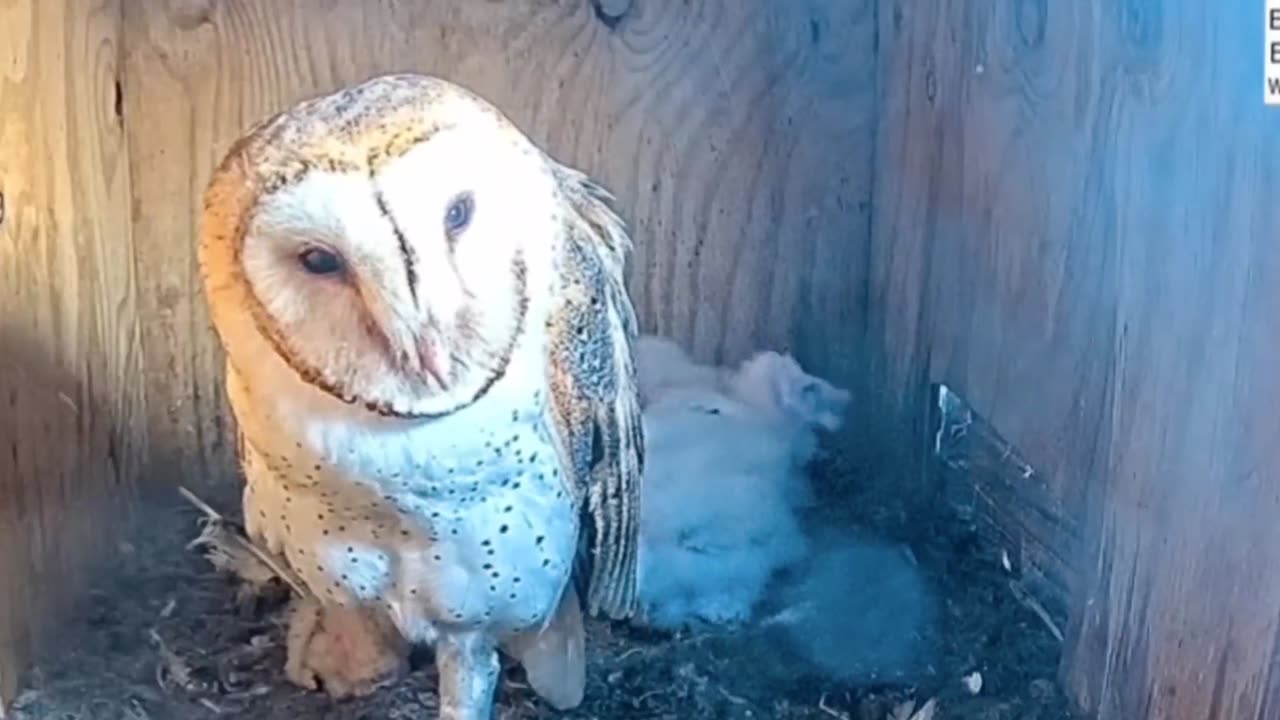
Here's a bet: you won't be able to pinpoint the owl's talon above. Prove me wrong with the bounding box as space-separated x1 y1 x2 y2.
436 633 501 720
284 596 409 699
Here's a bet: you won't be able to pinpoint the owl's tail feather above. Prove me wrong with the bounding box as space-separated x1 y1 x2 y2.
499 584 587 710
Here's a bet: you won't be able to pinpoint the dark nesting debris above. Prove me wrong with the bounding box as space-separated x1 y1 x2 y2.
9 435 1079 720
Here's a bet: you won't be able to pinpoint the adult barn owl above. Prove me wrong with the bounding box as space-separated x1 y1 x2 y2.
198 73 644 719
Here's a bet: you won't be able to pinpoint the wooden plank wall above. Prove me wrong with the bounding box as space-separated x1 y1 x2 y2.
0 0 877 707
871 1 1280 718
0 0 144 709
7 1 1280 718
122 0 878 492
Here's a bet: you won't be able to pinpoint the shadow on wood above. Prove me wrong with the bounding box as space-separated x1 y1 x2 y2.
0 0 143 708
0 328 140 710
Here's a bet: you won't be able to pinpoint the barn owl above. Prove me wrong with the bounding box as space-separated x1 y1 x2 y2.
197 73 644 720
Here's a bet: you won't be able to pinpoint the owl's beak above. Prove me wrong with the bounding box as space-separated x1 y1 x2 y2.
417 336 450 390
359 281 451 390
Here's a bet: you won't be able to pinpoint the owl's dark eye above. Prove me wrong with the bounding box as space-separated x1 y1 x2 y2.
298 247 343 276
444 193 474 234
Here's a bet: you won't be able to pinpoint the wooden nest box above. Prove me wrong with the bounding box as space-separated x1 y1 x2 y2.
2 1 1278 719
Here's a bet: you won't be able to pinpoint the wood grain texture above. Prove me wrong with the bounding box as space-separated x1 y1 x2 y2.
871 0 1111 569
0 0 143 709
1064 5 1280 717
872 0 1280 717
122 0 877 490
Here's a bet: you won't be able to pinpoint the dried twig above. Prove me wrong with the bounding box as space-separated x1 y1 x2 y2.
911 698 939 720
614 647 646 663
889 698 939 720
177 486 310 598
817 693 849 719
148 630 195 694
1007 579 1064 643
756 604 810 628
716 687 747 705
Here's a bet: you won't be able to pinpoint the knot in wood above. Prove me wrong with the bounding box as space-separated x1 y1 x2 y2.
169 0 214 31
591 0 633 30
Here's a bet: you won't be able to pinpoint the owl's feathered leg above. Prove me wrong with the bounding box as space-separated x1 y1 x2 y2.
435 632 501 720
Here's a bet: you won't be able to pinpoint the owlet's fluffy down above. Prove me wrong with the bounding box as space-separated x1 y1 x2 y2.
197 73 645 720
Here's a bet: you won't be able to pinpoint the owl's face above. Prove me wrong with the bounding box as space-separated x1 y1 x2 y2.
201 76 564 418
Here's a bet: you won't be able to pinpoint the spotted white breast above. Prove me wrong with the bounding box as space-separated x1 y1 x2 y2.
226 335 579 644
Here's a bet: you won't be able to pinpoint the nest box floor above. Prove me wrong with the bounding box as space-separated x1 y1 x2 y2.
9 439 1080 720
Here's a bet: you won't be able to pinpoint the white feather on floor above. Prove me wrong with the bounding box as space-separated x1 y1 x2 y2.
631 335 851 630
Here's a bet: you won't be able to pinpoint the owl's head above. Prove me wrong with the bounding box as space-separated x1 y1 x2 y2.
200 74 576 418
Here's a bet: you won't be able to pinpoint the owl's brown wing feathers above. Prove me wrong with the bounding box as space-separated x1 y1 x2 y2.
544 167 644 621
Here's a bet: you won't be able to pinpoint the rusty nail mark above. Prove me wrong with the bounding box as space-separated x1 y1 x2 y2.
0 191 6 228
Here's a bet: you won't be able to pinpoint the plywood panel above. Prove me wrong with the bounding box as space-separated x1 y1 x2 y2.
0 0 143 709
1063 5 1280 717
123 0 877 489
871 0 1112 588
872 0 1280 717
870 0 1105 607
